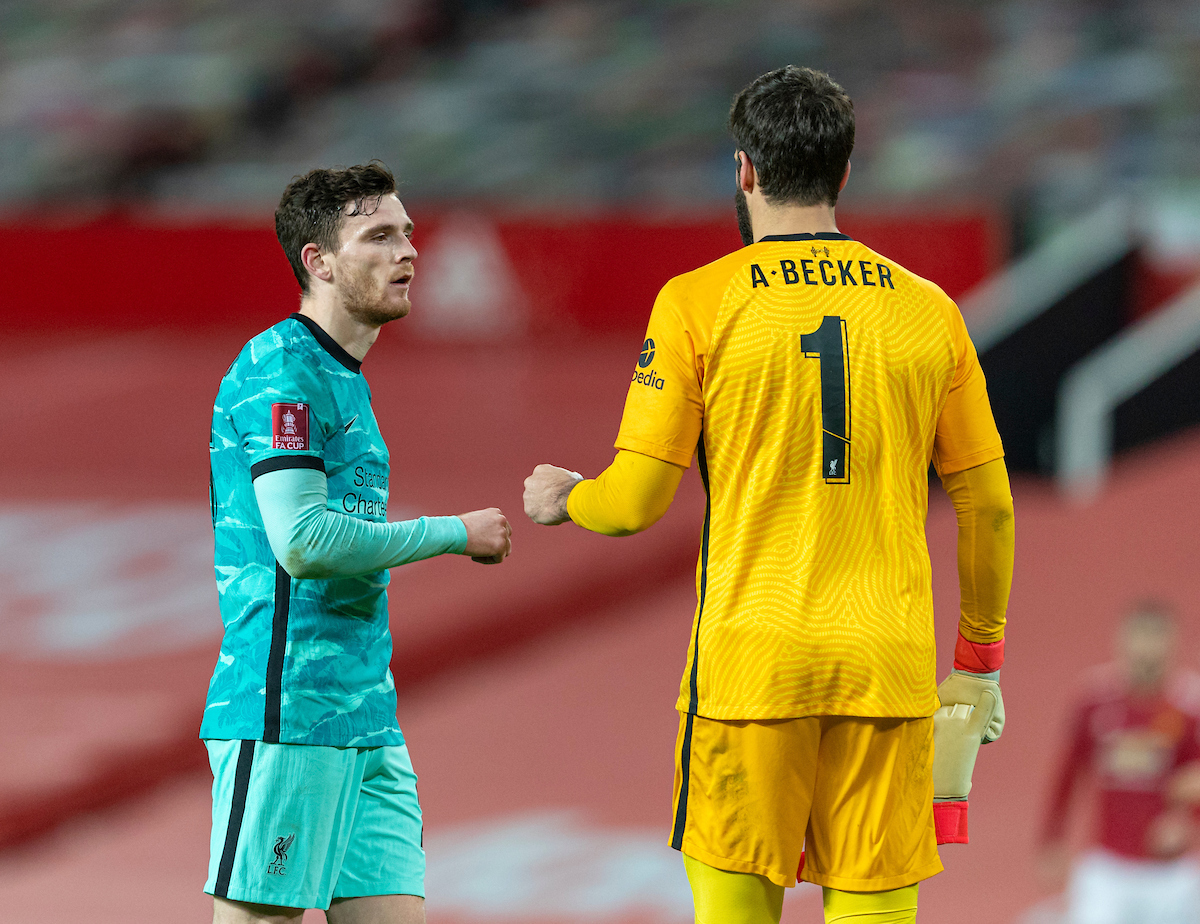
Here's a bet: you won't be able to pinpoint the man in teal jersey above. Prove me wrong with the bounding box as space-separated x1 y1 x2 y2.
204 162 511 924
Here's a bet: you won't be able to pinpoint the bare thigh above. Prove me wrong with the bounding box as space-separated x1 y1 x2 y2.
213 895 424 924
326 895 424 924
213 897 305 924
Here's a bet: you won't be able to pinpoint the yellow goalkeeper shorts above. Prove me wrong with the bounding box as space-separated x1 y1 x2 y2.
670 712 943 890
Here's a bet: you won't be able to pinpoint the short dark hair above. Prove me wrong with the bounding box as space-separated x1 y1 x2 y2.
275 162 397 292
728 66 855 207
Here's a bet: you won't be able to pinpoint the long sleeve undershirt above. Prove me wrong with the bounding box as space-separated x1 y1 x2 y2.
253 467 468 579
940 457 1015 644
566 450 685 536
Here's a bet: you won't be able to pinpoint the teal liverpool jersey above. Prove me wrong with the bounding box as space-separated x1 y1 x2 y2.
203 314 405 747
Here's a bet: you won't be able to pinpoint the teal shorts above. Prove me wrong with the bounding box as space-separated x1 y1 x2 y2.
203 739 424 909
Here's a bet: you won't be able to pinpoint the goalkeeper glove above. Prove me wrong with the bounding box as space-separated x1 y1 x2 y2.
932 669 1003 845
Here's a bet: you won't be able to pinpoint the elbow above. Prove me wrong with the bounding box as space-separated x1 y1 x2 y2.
958 482 1013 537
603 502 669 537
280 543 332 580
987 494 1015 536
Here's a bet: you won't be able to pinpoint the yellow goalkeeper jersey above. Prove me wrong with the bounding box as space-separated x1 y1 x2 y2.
614 232 1004 721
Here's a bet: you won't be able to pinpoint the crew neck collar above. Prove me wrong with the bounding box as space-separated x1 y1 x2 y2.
288 313 362 374
757 232 853 242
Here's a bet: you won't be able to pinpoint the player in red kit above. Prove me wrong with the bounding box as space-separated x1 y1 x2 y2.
1039 603 1200 924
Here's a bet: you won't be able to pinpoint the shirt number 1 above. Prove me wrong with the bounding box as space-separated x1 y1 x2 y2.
801 316 851 484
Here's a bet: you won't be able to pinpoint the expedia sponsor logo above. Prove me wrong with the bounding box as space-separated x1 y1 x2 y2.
638 339 656 368
632 367 665 391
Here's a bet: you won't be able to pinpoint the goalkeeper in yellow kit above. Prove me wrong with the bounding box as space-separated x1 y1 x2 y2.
524 65 1014 924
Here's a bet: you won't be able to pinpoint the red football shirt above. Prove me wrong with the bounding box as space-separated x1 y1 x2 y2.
1043 668 1200 858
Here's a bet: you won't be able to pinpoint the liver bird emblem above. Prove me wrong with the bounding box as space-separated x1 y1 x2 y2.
273 834 295 862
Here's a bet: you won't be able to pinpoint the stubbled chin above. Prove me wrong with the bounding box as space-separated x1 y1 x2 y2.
378 300 410 323
344 296 410 327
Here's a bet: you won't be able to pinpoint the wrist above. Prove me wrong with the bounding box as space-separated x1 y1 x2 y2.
560 475 586 525
953 668 1000 682
446 515 470 554
954 632 1004 672
558 480 579 523
933 800 969 845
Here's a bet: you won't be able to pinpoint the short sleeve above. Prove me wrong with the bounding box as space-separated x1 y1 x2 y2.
932 307 1005 477
232 349 338 479
614 281 705 469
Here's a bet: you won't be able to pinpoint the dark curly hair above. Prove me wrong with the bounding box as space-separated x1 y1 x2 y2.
275 161 397 292
729 66 855 208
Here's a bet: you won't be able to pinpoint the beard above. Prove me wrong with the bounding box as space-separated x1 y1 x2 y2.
734 189 754 246
338 263 410 327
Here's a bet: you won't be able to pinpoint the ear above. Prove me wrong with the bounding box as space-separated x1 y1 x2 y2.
301 242 333 285
839 161 851 192
737 151 757 194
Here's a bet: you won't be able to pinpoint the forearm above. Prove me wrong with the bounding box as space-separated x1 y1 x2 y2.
566 450 685 536
1041 739 1089 843
941 457 1014 665
254 468 467 579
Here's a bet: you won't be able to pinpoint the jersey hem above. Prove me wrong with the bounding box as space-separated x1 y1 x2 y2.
802 857 944 891
678 840 798 889
933 444 1005 477
204 884 329 910
676 698 941 721
613 435 693 469
331 880 426 901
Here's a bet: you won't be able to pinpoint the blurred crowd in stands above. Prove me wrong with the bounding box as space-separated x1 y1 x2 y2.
2 0 1199 253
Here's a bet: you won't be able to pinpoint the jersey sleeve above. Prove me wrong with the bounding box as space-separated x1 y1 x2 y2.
932 305 1005 476
231 348 338 478
613 280 706 469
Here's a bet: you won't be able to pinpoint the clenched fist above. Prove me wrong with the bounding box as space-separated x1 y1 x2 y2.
523 464 583 525
457 507 511 564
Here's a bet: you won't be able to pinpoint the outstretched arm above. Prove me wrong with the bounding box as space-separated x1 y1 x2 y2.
524 450 684 535
255 467 510 579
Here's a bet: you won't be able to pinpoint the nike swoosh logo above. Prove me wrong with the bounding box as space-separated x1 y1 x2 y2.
343 415 359 433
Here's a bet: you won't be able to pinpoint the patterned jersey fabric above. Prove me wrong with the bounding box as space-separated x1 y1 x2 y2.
202 313 403 747
614 233 1005 721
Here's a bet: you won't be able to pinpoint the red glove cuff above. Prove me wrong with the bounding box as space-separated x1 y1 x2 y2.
934 800 969 845
954 633 1004 673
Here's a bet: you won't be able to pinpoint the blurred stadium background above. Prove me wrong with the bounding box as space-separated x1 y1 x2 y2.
2 1 1200 921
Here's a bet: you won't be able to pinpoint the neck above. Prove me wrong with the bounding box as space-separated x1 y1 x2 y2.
1129 678 1164 699
297 297 380 361
751 199 840 241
